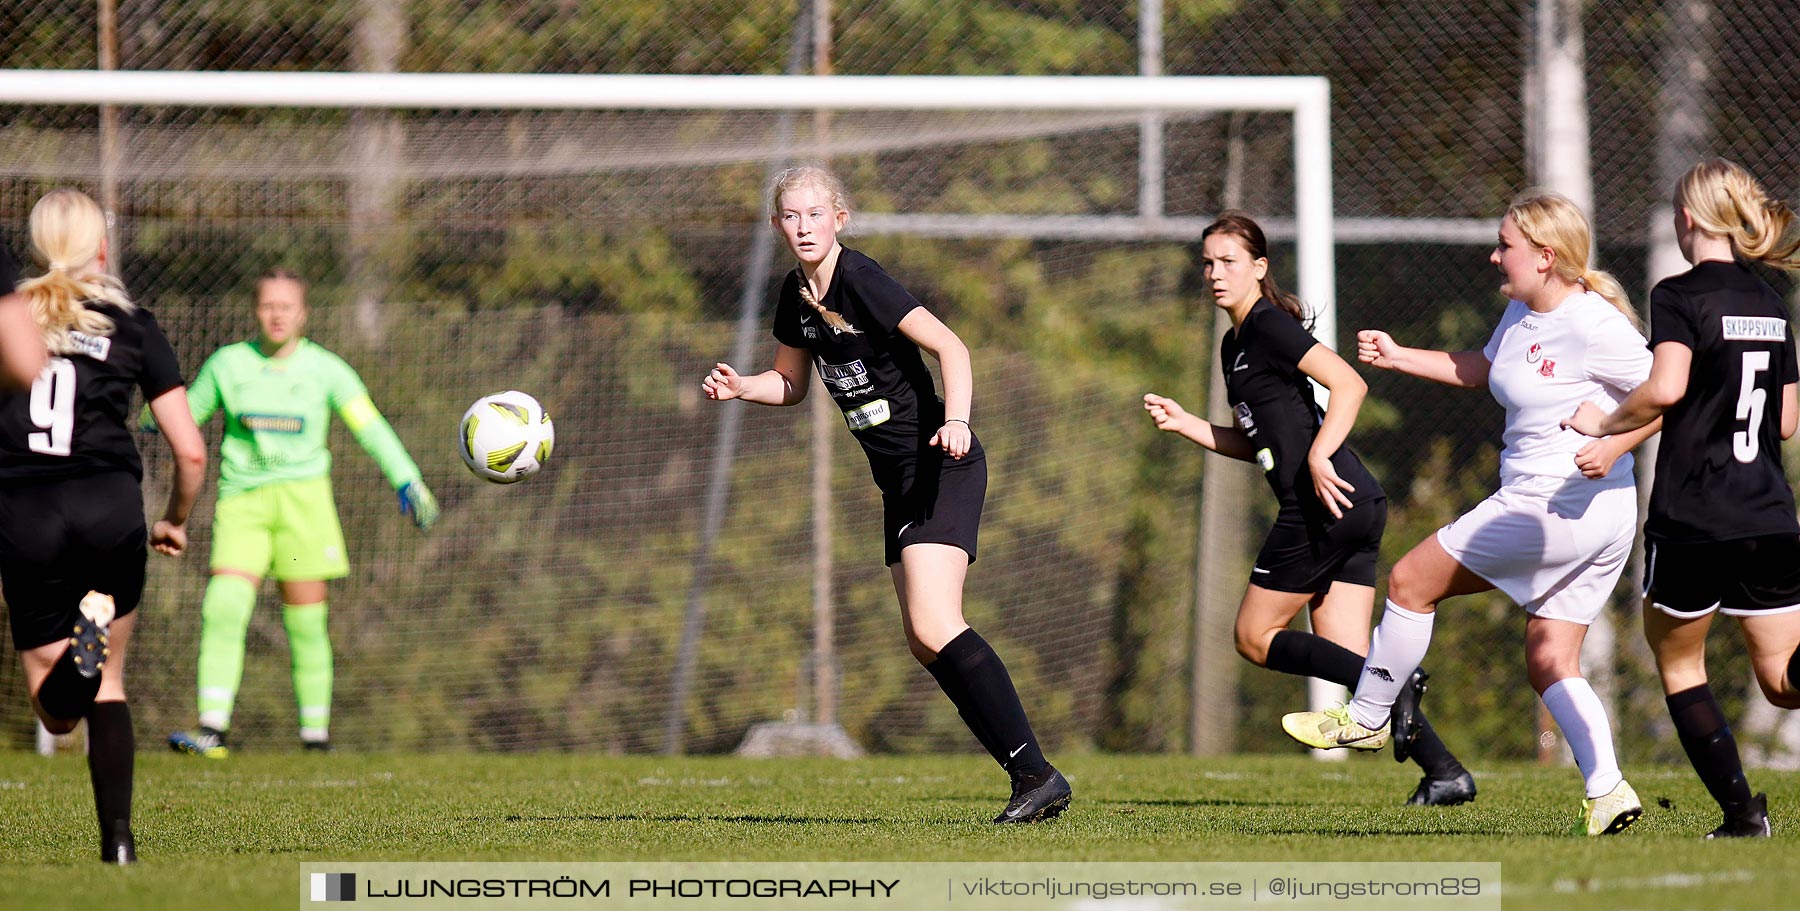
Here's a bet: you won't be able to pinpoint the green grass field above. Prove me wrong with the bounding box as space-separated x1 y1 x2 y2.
0 751 1790 910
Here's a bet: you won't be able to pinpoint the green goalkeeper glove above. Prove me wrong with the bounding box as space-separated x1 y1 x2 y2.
397 481 439 533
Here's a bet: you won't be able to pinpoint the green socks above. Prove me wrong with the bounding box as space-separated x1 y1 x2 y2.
196 575 257 731
197 576 334 744
283 603 332 744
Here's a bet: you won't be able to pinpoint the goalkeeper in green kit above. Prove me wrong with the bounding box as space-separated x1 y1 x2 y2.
166 270 437 756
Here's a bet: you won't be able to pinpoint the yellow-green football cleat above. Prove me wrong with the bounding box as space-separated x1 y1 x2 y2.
168 728 230 759
1281 705 1391 751
1577 780 1642 836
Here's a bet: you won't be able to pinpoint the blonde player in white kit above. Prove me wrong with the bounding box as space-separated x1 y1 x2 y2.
1282 193 1657 836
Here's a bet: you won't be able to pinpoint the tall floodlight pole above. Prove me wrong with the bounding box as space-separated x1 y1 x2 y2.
1525 0 1605 764
663 8 815 755
1139 0 1164 224
349 0 406 341
809 0 839 731
1190 116 1251 756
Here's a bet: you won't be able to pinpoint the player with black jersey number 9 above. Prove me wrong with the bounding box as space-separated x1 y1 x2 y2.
0 189 208 864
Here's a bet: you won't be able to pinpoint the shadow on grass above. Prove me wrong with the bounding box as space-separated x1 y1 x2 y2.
1255 824 1507 838
1106 797 1306 809
478 813 888 825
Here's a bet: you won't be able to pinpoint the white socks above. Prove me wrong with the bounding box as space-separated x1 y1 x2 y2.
1347 601 1435 730
1542 677 1623 798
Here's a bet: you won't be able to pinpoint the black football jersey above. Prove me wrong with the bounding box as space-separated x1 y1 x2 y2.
0 303 184 483
1222 298 1383 518
1646 261 1800 542
772 248 966 460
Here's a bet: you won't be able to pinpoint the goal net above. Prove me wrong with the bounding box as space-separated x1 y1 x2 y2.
0 72 1331 754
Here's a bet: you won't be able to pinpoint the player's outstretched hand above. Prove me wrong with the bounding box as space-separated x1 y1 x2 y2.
930 420 972 460
1561 401 1609 438
1357 330 1401 369
398 481 439 533
702 363 744 401
150 520 187 556
1307 452 1356 520
1143 393 1190 433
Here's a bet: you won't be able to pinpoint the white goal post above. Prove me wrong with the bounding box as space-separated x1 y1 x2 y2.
0 70 1338 347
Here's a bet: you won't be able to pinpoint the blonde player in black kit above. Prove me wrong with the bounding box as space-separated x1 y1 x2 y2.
1 189 207 863
1566 159 1800 838
1145 213 1475 805
702 165 1070 823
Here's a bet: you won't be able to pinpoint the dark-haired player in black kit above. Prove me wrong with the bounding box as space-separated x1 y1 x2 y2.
1145 213 1475 805
702 165 1069 823
1 189 207 863
1567 159 1800 838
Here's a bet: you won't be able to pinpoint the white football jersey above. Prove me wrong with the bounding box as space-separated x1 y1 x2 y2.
1481 291 1652 484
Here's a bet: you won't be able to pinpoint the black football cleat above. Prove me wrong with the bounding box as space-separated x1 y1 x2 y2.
993 767 1072 824
69 592 116 680
1406 770 1477 807
1706 792 1770 839
101 827 136 865
302 740 333 753
1390 668 1429 763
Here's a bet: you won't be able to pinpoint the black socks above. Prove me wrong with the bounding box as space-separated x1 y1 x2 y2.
85 701 135 847
36 647 103 721
1666 684 1753 811
1265 629 1466 780
925 650 998 759
1265 628 1363 685
925 629 1049 778
1787 643 1800 701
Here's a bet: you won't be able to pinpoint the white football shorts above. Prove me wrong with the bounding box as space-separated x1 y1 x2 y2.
1436 473 1637 625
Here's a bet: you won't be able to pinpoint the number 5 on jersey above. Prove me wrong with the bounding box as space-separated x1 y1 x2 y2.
30 357 76 456
1735 351 1771 464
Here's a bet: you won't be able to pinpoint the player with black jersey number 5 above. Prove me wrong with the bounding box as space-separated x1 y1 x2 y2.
1565 159 1800 839
0 189 207 864
702 165 1070 824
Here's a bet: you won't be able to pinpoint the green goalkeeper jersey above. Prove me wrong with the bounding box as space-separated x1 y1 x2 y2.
186 339 422 500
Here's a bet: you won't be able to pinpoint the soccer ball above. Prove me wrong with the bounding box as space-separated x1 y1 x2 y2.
459 391 554 484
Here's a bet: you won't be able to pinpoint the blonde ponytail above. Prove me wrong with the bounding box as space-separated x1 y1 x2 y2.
797 280 860 335
19 189 133 356
1507 191 1639 330
1577 269 1638 330
1677 159 1800 270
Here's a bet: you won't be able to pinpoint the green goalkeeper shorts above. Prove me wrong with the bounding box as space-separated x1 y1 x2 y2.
210 476 351 581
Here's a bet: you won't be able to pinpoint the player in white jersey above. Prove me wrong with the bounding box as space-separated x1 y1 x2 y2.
1282 193 1655 836
1565 160 1800 838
